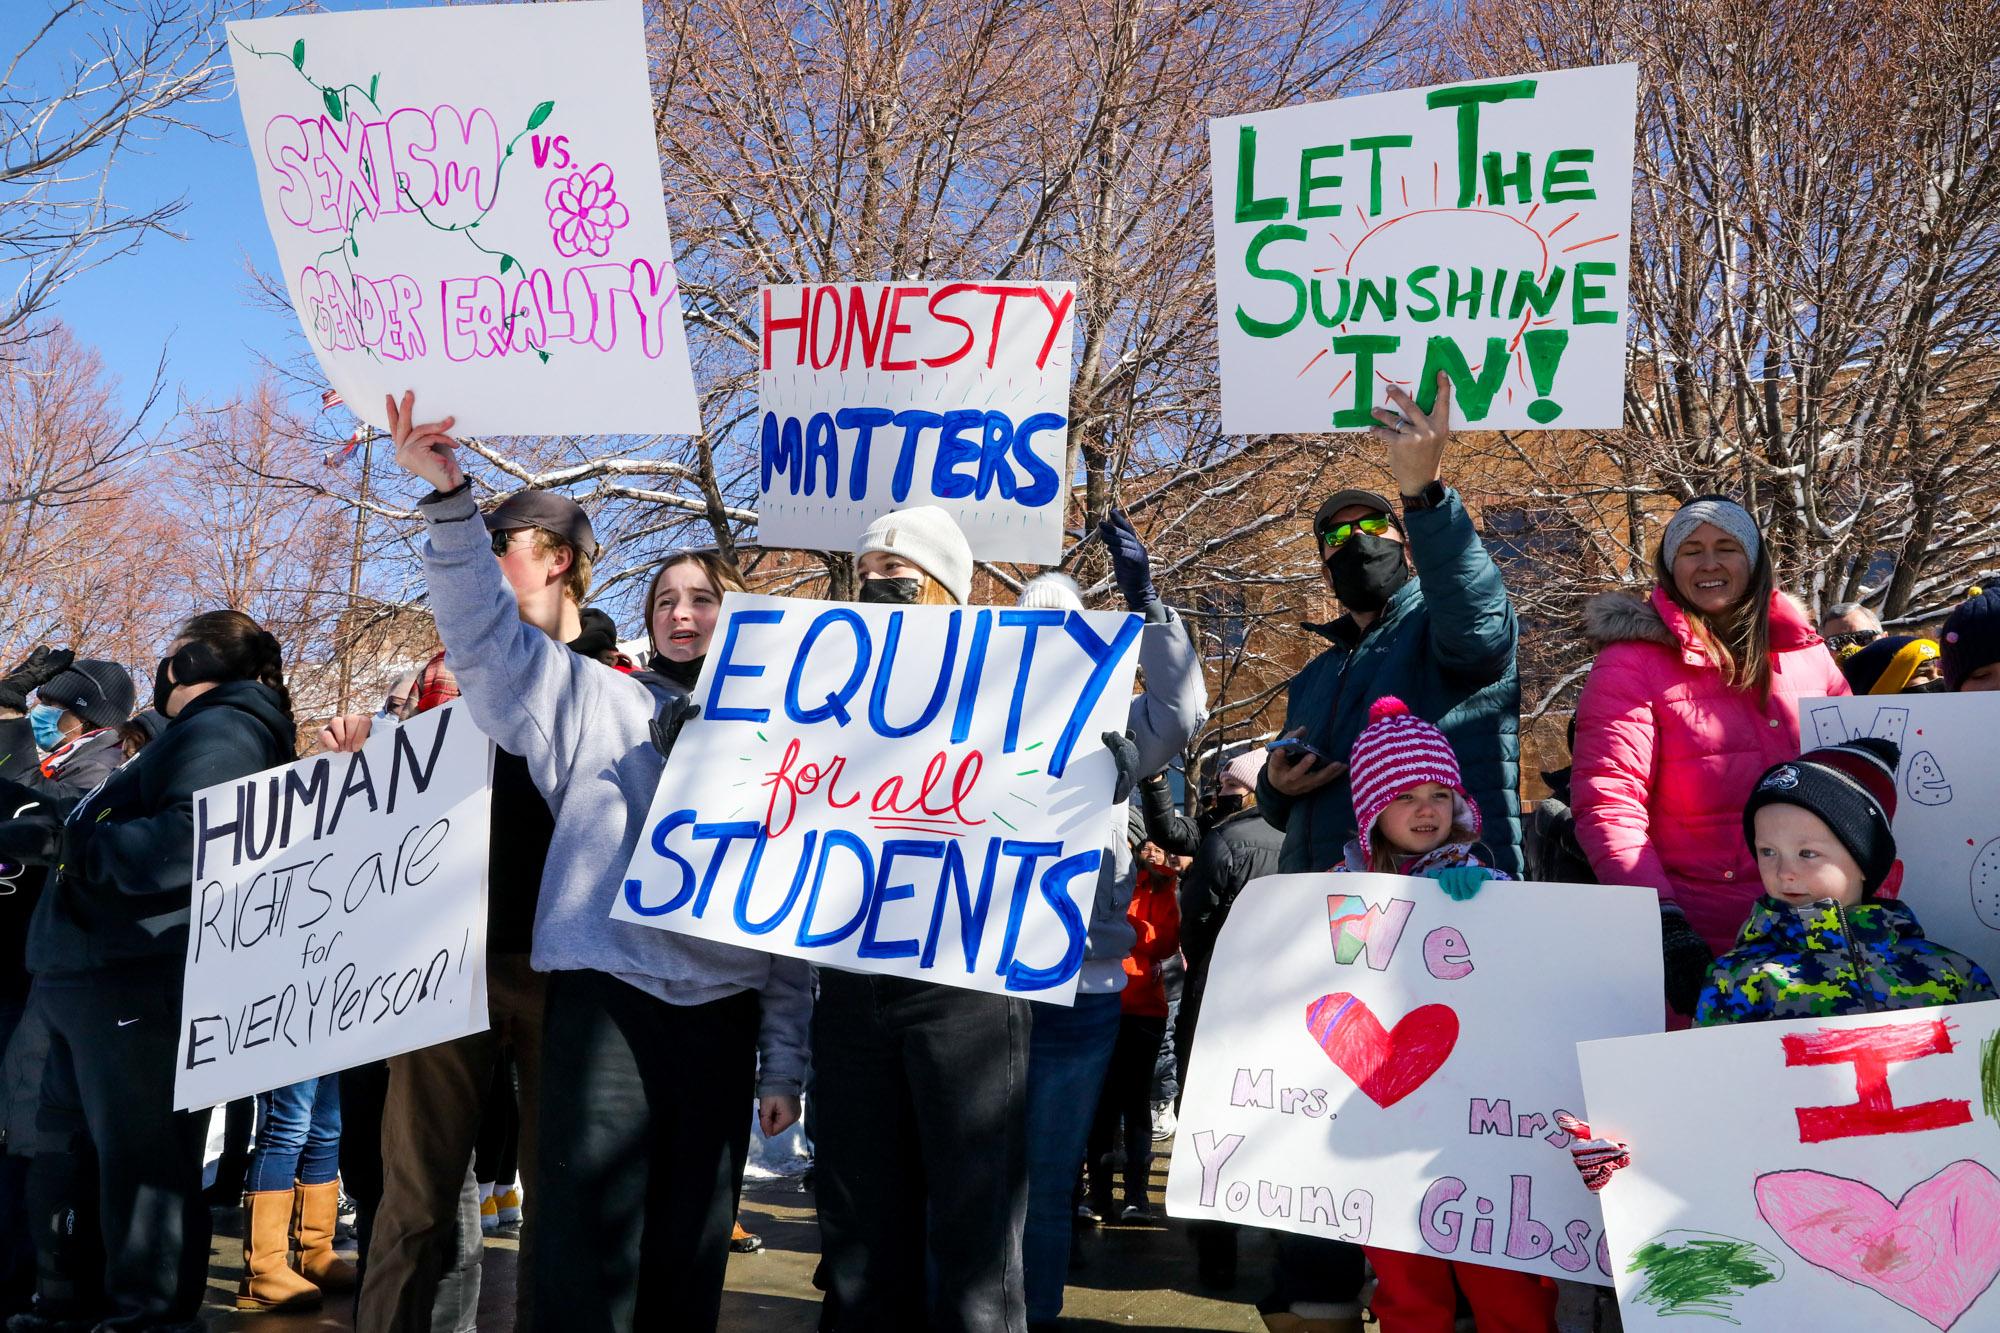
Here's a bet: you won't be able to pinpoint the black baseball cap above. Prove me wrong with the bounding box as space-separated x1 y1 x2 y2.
484 489 598 560
1313 489 1405 543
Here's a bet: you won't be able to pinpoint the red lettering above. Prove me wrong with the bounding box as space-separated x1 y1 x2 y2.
982 285 1026 369
762 286 809 371
880 285 927 371
841 286 892 371
1782 1019 1971 1144
758 738 859 837
921 283 981 368
868 750 986 829
808 285 843 369
1031 286 1075 368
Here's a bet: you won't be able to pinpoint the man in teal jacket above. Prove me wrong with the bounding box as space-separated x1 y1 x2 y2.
1258 375 1522 876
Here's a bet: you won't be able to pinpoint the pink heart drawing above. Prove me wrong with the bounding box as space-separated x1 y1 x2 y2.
1754 1159 2000 1331
1303 992 1458 1108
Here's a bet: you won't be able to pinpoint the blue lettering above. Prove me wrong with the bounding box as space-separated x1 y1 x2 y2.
796 829 876 948
1047 611 1144 777
736 829 814 935
949 609 993 744
994 839 1059 979
622 809 699 916
889 409 942 503
868 609 960 738
859 840 943 960
785 608 872 726
922 837 1002 972
975 412 1016 501
705 608 784 723
930 408 983 500
759 412 804 495
690 820 764 918
835 406 893 501
1004 849 1098 992
997 610 1065 757
1011 412 1064 506
803 411 839 496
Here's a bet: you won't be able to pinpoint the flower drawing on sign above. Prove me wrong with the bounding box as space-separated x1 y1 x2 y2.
547 163 629 257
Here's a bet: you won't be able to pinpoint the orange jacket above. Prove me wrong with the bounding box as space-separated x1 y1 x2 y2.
1121 864 1182 1017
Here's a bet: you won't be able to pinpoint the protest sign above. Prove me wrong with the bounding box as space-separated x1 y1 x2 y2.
1165 873 1662 1282
226 0 701 436
612 593 1140 1002
755 281 1076 562
1579 1000 2000 1331
174 703 494 1110
1802 694 2000 979
1210 63 1637 434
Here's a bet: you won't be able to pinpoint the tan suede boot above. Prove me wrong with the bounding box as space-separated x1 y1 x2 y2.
237 1190 321 1311
292 1178 358 1292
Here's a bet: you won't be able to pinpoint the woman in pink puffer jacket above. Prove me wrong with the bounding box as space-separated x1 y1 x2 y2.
1572 497 1849 1016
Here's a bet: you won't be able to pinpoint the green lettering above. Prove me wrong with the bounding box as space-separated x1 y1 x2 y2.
1481 150 1533 205
1235 224 1308 337
1233 125 1286 223
1425 79 1538 208
1406 266 1442 323
1542 148 1596 202
1349 134 1413 216
1352 277 1397 322
1572 260 1618 325
1310 278 1351 327
1416 336 1510 421
1298 144 1344 220
1331 334 1400 428
1507 267 1567 319
1522 328 1569 423
1445 267 1486 320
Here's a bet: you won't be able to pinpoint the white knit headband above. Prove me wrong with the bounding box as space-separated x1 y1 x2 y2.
1664 499 1760 566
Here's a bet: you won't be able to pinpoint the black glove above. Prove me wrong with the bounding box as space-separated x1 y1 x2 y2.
649 696 701 762
1097 509 1157 611
1103 730 1140 804
0 814 61 867
1661 905 1715 1017
0 647 74 712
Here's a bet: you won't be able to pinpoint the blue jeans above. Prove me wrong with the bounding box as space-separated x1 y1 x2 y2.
1023 990 1121 1322
245 1075 341 1192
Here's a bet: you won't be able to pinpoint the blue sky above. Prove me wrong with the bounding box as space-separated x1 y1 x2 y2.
35 1 393 419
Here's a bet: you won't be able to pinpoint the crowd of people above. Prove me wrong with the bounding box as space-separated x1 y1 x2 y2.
0 372 1993 1333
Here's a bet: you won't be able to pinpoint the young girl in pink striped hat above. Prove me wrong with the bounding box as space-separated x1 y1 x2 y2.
1335 695 1557 1330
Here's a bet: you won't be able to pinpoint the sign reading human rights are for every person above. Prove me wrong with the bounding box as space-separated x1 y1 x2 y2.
1166 873 1663 1282
174 704 495 1110
756 282 1076 563
613 594 1139 1002
226 0 701 435
1211 63 1637 433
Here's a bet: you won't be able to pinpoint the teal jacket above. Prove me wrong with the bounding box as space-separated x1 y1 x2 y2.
1696 897 1996 1026
1257 488 1521 875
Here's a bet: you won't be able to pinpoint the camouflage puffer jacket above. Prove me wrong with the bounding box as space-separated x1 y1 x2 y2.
1696 896 1996 1026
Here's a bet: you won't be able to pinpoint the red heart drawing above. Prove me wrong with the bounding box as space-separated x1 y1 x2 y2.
1304 992 1459 1108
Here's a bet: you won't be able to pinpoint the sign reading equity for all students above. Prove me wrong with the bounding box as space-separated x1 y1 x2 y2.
755 282 1077 563
174 704 494 1109
1211 64 1638 434
227 0 701 436
613 594 1139 1002
1166 873 1662 1283
1804 693 2000 980
1579 1001 2000 1332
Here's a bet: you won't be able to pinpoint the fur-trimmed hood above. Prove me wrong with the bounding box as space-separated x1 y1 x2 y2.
1584 586 1824 657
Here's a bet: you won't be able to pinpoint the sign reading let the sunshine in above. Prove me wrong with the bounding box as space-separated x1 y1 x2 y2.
1211 64 1637 434
614 594 1140 1003
756 282 1076 563
226 0 701 436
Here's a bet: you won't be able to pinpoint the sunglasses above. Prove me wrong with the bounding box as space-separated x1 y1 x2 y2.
1824 629 1882 652
490 530 527 557
1320 515 1394 551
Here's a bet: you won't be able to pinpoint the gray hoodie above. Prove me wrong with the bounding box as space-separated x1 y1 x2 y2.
420 485 810 1096
1075 602 1209 995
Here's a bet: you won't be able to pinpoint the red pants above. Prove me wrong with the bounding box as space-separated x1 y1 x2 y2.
1365 1248 1558 1333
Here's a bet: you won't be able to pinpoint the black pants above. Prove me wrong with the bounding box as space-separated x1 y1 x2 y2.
811 971 1028 1333
27 973 208 1330
473 1052 520 1189
1086 1013 1166 1211
534 970 758 1333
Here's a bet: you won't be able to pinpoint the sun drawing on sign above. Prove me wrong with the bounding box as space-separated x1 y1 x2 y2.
1293 160 1621 424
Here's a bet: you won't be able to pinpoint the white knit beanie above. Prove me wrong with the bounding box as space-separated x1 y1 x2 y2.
1016 572 1084 612
856 505 973 605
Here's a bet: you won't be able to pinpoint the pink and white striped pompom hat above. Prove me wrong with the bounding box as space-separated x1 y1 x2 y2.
1348 696 1478 863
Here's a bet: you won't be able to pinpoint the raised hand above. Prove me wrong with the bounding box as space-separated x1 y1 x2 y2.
0 646 75 713
1370 371 1452 498
317 714 374 754
386 391 465 493
1098 508 1157 611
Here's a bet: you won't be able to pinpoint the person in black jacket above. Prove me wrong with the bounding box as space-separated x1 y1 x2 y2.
11 611 295 1333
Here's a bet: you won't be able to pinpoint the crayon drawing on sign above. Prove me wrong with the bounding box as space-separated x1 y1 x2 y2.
1304 992 1458 1108
1754 1160 2000 1332
1624 1230 1784 1323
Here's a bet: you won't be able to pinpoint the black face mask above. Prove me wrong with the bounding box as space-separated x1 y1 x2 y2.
648 654 703 690
152 641 235 716
1209 792 1247 821
1324 533 1410 614
857 577 922 605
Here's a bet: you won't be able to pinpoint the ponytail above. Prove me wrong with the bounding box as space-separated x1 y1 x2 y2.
174 610 295 727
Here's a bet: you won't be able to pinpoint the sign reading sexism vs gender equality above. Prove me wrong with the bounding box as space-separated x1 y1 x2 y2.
1579 1001 2000 1331
1167 873 1662 1283
756 282 1076 563
1211 64 1637 434
1805 694 2000 980
226 0 701 436
613 594 1139 1002
174 704 494 1109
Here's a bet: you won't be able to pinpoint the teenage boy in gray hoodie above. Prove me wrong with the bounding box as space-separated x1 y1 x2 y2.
382 393 809 1332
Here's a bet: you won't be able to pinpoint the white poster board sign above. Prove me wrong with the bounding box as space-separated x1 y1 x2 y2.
1166 873 1663 1283
227 0 701 435
1579 1001 2000 1331
174 703 494 1109
613 593 1139 1002
1803 694 2000 979
755 281 1075 562
1210 64 1637 434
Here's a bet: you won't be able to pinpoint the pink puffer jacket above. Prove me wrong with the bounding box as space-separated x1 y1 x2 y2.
1572 586 1850 954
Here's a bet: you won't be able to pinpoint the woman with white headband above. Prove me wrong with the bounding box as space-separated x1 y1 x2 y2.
1570 495 1848 1022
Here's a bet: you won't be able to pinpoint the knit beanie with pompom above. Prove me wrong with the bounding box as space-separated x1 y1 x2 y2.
1347 696 1478 863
